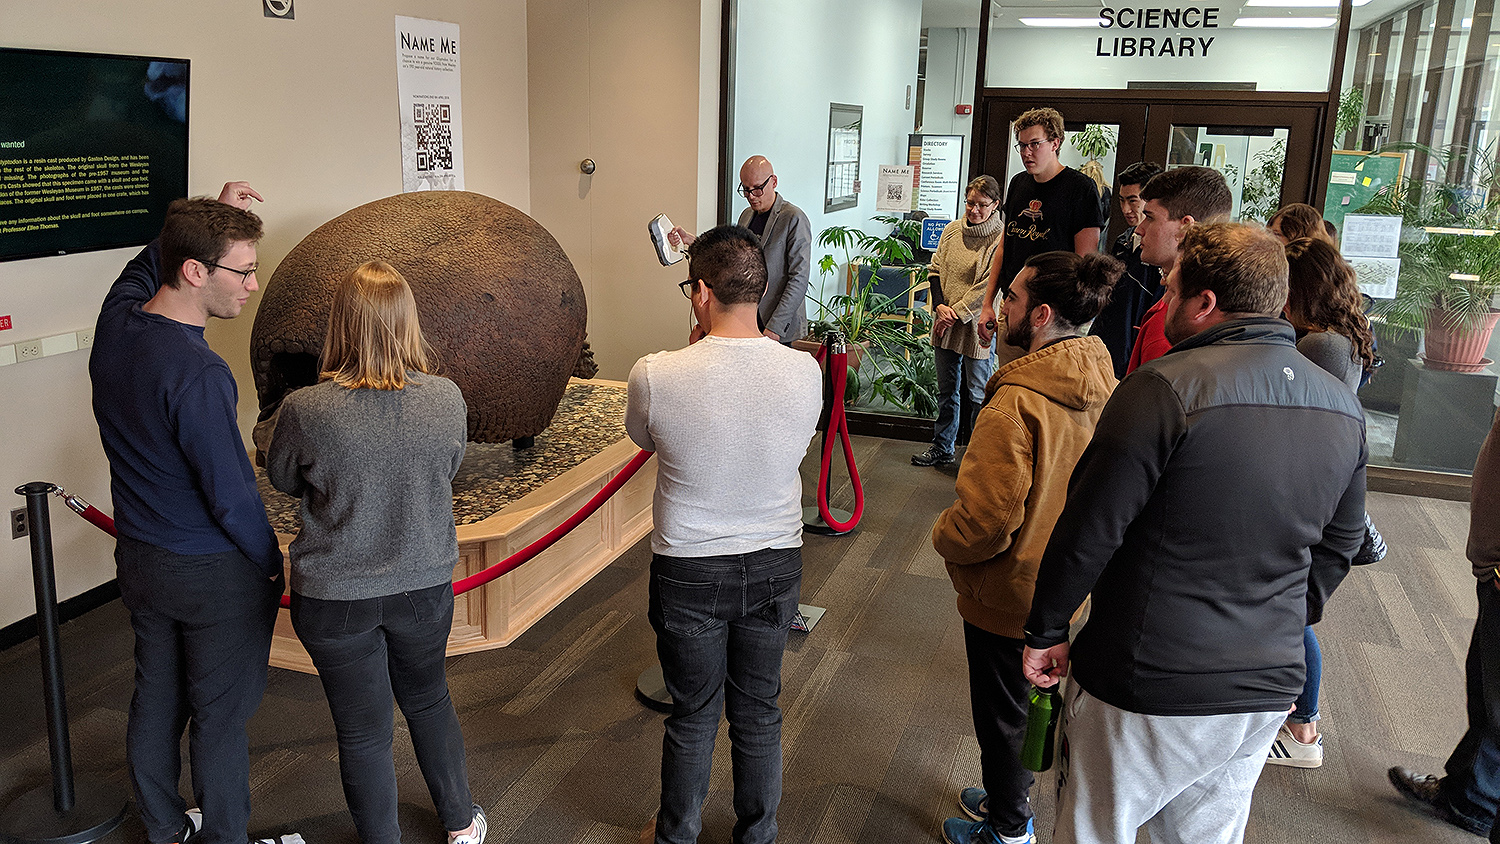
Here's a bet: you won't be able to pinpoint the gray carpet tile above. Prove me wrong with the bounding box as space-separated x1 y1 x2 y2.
0 441 1487 843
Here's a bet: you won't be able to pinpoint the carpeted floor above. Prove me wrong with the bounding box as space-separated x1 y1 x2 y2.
0 435 1483 844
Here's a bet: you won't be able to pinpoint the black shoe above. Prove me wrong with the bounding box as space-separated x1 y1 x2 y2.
912 447 955 467
1388 766 1490 836
1353 512 1388 565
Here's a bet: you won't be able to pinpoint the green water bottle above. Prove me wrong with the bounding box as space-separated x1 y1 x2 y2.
1021 684 1061 772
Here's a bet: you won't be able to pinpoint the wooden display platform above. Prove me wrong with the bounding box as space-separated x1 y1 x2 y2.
265 382 655 674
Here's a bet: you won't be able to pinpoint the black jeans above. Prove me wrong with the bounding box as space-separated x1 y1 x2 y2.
115 537 281 844
1440 580 1500 840
963 622 1035 838
291 582 472 844
648 547 802 844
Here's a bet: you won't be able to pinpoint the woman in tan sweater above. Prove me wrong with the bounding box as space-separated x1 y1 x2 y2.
913 175 1024 467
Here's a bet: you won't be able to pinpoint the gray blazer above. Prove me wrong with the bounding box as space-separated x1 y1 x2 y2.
738 193 811 341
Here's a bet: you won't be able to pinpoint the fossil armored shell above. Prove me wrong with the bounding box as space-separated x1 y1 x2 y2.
250 191 587 442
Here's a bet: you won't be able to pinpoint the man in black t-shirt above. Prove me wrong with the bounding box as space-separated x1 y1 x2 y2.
978 108 1106 346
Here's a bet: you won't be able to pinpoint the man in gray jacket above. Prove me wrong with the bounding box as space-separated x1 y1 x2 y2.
670 156 811 342
1021 223 1367 844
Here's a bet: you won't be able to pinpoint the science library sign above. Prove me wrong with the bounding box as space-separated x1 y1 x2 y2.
1094 6 1221 58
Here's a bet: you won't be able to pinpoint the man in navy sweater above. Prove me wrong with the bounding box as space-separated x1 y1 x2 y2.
91 182 295 844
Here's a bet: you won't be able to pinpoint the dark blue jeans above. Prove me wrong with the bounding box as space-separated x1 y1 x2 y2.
1290 625 1322 724
291 582 472 844
648 547 802 844
115 537 281 844
1440 580 1500 840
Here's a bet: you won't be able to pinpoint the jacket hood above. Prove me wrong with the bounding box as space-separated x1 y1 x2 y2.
986 335 1117 412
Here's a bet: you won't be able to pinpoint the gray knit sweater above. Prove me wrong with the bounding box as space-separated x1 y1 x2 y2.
266 373 467 601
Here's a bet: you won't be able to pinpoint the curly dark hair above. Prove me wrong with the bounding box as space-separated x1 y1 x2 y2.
1284 237 1376 374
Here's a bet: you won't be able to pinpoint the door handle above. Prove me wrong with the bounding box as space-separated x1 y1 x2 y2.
580 158 596 175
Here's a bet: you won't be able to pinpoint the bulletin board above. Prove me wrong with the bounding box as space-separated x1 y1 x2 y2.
1323 150 1407 233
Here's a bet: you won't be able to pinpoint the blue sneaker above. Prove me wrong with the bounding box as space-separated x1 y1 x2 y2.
959 787 988 821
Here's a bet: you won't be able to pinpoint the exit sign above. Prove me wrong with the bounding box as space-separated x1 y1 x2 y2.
0 315 11 331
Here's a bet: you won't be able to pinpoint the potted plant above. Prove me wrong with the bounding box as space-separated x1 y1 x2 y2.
803 216 937 416
1071 124 1117 212
1358 140 1500 372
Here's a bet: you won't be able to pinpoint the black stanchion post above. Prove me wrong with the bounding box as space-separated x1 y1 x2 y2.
0 482 126 844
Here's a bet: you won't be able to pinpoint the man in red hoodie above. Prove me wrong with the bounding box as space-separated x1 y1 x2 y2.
1124 166 1232 374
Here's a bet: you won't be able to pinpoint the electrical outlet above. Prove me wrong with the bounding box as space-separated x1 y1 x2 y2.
16 339 43 362
76 329 95 348
10 507 28 540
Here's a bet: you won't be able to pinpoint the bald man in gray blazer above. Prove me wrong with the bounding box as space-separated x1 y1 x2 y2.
672 156 812 343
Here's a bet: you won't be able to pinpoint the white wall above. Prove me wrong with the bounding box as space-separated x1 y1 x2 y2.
987 27 1338 92
921 27 980 141
0 0 530 629
732 0 924 307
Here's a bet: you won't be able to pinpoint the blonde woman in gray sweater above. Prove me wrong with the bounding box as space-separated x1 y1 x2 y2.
267 261 485 844
913 175 1023 467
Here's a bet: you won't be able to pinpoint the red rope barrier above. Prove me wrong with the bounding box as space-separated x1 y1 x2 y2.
50 448 656 610
816 345 864 532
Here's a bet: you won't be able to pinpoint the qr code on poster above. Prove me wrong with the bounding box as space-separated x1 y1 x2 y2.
413 103 453 172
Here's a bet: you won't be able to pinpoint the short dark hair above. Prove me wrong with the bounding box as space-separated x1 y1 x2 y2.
159 197 263 288
967 175 1002 205
1268 202 1327 240
1177 222 1288 316
687 225 767 306
1141 166 1232 223
1021 251 1124 330
1116 161 1163 191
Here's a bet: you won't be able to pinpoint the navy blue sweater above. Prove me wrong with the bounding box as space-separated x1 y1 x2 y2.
90 242 282 577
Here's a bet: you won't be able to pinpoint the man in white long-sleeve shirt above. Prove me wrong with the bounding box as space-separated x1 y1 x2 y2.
626 224 821 844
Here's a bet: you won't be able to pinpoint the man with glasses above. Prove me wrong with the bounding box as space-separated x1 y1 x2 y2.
670 156 811 343
91 183 299 844
1089 160 1164 378
978 108 1107 347
628 225 821 844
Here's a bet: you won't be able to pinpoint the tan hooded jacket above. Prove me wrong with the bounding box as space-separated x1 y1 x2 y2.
932 335 1117 637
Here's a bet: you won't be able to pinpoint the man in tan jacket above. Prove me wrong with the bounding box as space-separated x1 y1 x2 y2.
932 250 1123 844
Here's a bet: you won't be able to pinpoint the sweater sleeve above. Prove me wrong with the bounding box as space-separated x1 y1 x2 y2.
932 395 1034 565
173 363 283 576
1024 370 1187 647
625 357 656 452
264 396 307 499
98 241 165 324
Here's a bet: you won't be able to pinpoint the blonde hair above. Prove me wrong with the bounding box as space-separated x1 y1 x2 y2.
320 260 435 390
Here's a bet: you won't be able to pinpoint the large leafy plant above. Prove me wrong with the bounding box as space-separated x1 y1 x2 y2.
1357 140 1500 334
810 216 937 416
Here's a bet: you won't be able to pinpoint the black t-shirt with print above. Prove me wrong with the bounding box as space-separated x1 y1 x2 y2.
998 166 1107 290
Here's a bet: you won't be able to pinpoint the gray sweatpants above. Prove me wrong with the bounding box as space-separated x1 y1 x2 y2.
1052 683 1285 844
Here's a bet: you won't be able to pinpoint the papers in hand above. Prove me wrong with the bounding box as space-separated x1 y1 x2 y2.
649 213 687 266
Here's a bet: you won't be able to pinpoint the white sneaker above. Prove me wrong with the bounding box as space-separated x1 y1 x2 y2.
1266 725 1323 768
450 804 487 844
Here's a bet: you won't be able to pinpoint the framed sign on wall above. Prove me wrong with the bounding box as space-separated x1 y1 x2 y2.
825 103 862 213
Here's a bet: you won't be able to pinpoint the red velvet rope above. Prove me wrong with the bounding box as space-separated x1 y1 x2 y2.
58 344 863 609
816 345 864 532
51 448 656 610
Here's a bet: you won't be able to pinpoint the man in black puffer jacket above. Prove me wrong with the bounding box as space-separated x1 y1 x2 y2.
1021 223 1367 844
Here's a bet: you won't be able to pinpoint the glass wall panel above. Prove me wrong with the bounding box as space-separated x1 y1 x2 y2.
985 0 1338 91
1339 0 1500 475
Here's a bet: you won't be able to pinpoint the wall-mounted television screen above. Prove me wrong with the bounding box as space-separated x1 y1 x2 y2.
0 47 189 263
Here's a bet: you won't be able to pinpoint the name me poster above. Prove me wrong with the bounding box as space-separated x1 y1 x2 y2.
396 16 465 192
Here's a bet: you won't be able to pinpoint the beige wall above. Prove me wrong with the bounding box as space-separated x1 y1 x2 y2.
0 0 531 628
528 0 711 382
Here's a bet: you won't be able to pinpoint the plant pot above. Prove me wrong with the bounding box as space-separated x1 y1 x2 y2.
1421 309 1500 373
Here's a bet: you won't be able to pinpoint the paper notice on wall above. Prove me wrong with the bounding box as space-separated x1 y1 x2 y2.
876 165 914 213
1350 256 1400 300
396 16 464 192
1341 213 1402 258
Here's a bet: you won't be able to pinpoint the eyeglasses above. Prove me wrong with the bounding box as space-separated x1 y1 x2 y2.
737 174 773 198
965 199 996 209
1015 138 1053 153
679 279 713 298
201 260 258 282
